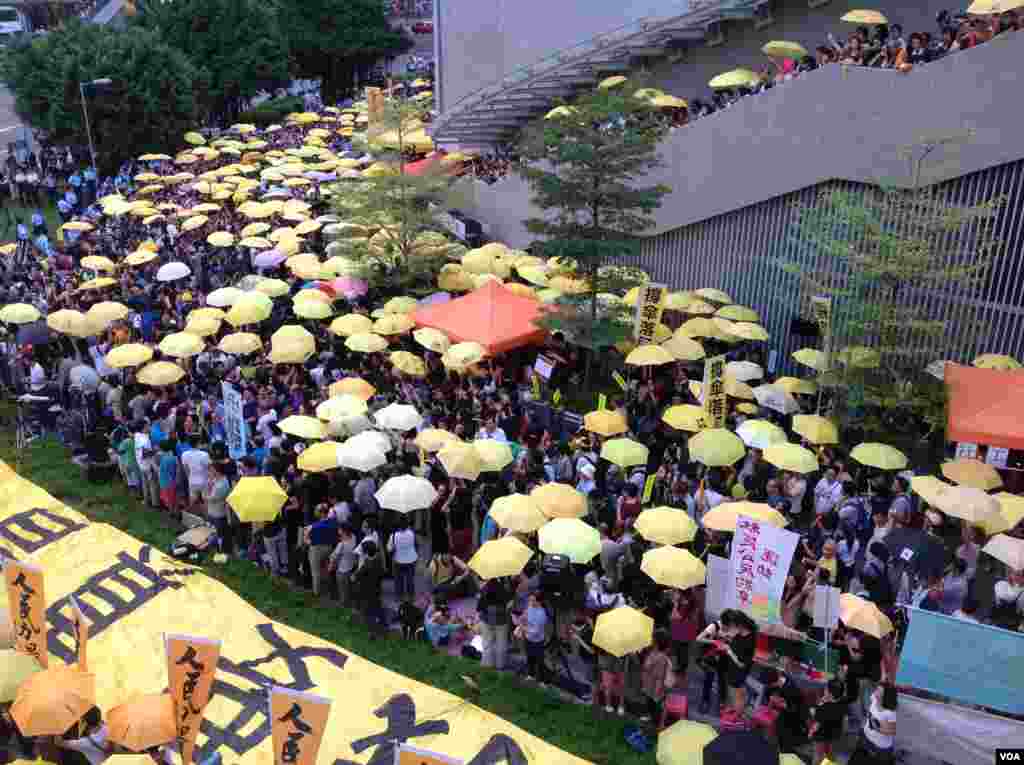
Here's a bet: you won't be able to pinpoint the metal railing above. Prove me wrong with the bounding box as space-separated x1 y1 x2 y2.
434 0 750 135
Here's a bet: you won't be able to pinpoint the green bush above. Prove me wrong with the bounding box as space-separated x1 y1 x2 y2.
237 95 305 125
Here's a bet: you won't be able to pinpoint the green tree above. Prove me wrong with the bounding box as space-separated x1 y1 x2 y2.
516 83 672 382
133 0 290 124
787 136 1003 441
274 0 410 104
327 98 465 293
1 21 207 172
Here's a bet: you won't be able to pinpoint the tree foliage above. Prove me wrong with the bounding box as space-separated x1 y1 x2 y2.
133 0 290 123
516 83 671 360
1 20 207 172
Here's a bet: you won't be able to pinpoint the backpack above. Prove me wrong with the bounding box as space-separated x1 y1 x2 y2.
864 559 895 606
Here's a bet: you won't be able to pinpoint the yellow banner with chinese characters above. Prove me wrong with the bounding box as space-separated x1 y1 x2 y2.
633 283 667 344
0 460 589 765
5 559 48 667
703 354 727 428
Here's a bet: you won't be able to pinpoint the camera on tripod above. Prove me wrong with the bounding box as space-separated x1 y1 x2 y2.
540 554 584 611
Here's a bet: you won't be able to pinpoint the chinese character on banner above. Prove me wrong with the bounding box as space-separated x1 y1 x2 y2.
166 634 221 765
5 560 48 667
702 354 727 428
69 595 91 672
727 515 799 624
396 744 464 765
270 687 331 765
633 283 667 344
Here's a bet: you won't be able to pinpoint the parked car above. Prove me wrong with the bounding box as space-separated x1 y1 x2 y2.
413 20 433 33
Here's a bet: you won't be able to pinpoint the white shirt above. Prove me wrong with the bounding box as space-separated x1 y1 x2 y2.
994 580 1024 611
862 694 896 750
181 448 211 488
388 528 418 564
476 426 507 443
814 478 842 515
29 361 45 390
257 409 278 442
134 432 154 470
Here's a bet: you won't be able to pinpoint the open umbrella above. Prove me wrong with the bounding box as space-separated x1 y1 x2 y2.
941 459 1002 490
662 334 706 362
374 403 423 431
735 420 788 449
413 327 451 353
105 343 153 369
909 475 952 508
270 325 316 363
792 348 829 371
227 476 288 522
708 68 760 90
489 494 548 533
156 262 191 282
297 441 344 472
539 518 601 564
983 533 1024 570
635 508 698 546
184 317 221 337
106 693 176 752
12 665 95 736
315 396 368 422
331 314 374 337
87 301 130 326
930 485 1000 525
0 304 41 325
763 443 819 474
207 287 244 307
601 438 649 468
657 720 717 765
227 292 274 326
531 482 587 519
851 442 908 471
0 649 43 702
278 415 327 440
761 40 808 59
468 537 534 580
415 428 459 453
136 362 186 386
626 345 675 366
642 546 706 590
773 377 818 396
753 384 800 415
983 493 1024 536
593 607 654 658
348 430 392 455
689 429 745 466
662 404 708 432
329 378 376 401
439 442 483 480
792 414 838 445
725 360 764 382
703 729 779 765
219 332 263 355
474 440 514 472
345 332 388 353
841 9 888 24
336 442 387 472
447 341 487 366
158 332 204 359
584 410 628 437
375 475 438 513
390 351 427 377
838 593 894 638
702 502 788 532
730 323 770 343
47 309 101 338
374 314 415 335
293 300 332 320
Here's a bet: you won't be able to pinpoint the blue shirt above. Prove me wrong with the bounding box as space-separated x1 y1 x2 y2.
31 212 44 227
158 452 177 488
84 167 96 182
70 173 82 187
309 518 338 547
65 190 78 206
57 199 72 214
425 619 458 647
524 605 548 643
150 422 166 447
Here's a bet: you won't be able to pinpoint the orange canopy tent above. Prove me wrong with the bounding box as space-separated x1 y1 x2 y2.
412 281 548 354
946 363 1024 449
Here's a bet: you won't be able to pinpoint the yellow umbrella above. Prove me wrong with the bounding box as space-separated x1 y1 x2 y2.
715 304 759 322
736 402 759 415
297 441 345 472
0 649 44 702
762 40 809 59
294 300 333 320
105 343 153 369
383 296 419 314
47 309 97 337
0 303 41 324
217 332 262 355
78 276 119 292
240 221 271 237
930 486 1000 525
601 437 649 468
792 414 838 445
474 439 514 472
851 442 908 471
676 318 717 338
374 314 415 335
447 341 487 367
539 518 601 564
837 346 881 369
86 301 130 327
489 494 548 533
346 332 388 353
255 278 290 297
439 442 483 480
331 313 374 337
729 322 770 342
983 493 1024 536
238 236 273 249
106 693 176 751
180 215 208 232
189 309 226 327
324 378 373 402
598 75 628 89
207 286 244 307
689 428 745 466
207 231 236 247
80 255 117 272
61 221 94 232
184 317 221 337
657 720 717 765
531 482 587 519
136 361 186 386
695 288 732 303
635 508 698 546
941 459 1002 490
625 345 675 366
184 131 206 145
841 9 888 24
226 292 274 326
641 546 705 589
973 353 1021 370
792 348 829 371
227 476 288 522
415 428 459 452
468 537 534 580
909 475 952 509
662 404 708 432
662 334 706 362
651 94 688 109
159 332 204 359
12 665 96 736
270 325 316 364
736 419 788 449
124 250 158 266
584 410 628 437
763 443 819 474
593 606 654 657
316 396 368 421
703 502 788 532
774 376 818 396
983 533 1024 570
413 327 451 353
839 593 893 637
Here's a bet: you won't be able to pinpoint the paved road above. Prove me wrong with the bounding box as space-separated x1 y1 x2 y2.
0 84 32 159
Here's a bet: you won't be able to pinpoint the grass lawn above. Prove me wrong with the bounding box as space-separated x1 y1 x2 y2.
0 419 648 765
0 200 62 241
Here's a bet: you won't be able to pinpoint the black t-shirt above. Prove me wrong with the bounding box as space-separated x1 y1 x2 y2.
812 700 847 741
728 631 757 676
448 487 472 530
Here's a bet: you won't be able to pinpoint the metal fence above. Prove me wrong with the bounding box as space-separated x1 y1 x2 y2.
637 159 1024 375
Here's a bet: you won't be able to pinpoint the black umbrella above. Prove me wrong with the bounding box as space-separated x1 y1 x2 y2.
16 320 51 346
885 527 948 580
703 730 779 765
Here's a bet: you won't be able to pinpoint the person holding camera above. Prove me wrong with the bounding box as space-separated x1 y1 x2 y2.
696 608 758 715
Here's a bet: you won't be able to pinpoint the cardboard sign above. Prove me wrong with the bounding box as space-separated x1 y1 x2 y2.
222 381 247 460
813 585 841 630
612 371 627 391
728 516 799 624
597 393 607 411
5 560 47 667
533 355 555 380
69 595 91 671
642 474 656 504
167 634 222 765
702 354 727 428
395 744 464 765
633 283 667 344
270 687 332 765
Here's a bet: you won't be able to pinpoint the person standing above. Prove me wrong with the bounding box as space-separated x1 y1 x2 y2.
133 420 159 508
157 439 179 515
518 592 549 686
477 575 513 670
641 630 674 728
848 684 898 765
180 435 211 514
814 468 842 517
306 504 339 597
387 515 418 603
328 523 359 606
204 461 233 555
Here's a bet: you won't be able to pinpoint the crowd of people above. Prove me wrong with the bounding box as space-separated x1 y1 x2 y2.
0 87 1021 765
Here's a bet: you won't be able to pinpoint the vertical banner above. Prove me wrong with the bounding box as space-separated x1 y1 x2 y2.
552 390 562 407
728 516 799 624
5 560 48 667
270 686 332 765
597 393 607 411
531 374 541 400
612 371 627 391
642 474 656 504
221 382 247 461
395 744 464 765
810 295 833 366
167 633 222 765
702 354 727 428
69 595 91 671
633 283 667 344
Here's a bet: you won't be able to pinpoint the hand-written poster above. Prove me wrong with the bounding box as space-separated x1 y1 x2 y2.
727 515 799 624
221 381 247 461
5 559 48 667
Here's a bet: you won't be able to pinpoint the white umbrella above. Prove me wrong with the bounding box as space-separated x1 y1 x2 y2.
347 430 393 454
752 383 801 414
373 403 423 432
375 475 438 513
735 419 789 450
326 414 373 438
156 261 192 282
725 360 764 382
336 442 387 472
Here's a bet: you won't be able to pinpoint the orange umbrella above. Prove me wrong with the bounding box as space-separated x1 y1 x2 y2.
106 693 177 751
12 665 96 736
